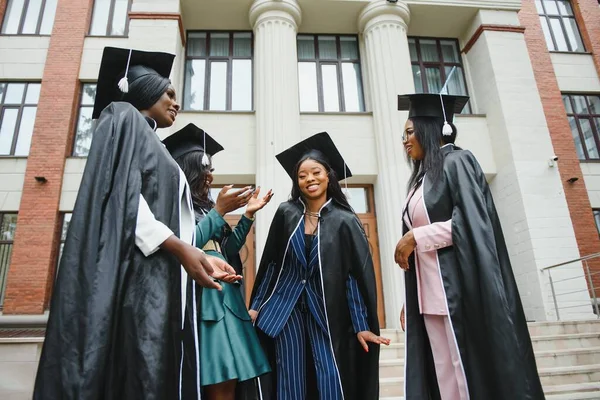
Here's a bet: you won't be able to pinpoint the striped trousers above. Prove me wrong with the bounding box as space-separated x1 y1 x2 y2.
275 305 343 400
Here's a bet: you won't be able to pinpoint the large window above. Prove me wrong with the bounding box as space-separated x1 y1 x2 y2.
297 35 365 113
594 210 600 236
0 82 40 156
89 0 131 36
1 0 58 35
536 0 585 52
184 32 253 111
0 213 17 308
563 94 600 160
408 37 471 114
73 84 97 156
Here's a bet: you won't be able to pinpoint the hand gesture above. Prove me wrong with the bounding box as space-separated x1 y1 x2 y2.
215 185 254 216
206 255 242 283
395 230 416 271
357 331 391 352
245 187 274 218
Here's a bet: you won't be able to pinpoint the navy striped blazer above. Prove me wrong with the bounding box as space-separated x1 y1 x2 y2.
251 215 368 338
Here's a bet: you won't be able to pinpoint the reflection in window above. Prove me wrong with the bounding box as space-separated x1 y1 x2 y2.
89 0 130 36
563 94 600 161
297 35 365 113
536 0 585 52
184 32 253 111
1 0 57 35
73 84 97 156
0 213 18 308
0 82 40 156
409 37 471 114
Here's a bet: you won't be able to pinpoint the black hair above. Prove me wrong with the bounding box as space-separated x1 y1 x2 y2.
289 151 354 213
174 151 214 212
406 116 458 191
121 67 171 111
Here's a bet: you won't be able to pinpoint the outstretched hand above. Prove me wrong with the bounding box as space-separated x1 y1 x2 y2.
357 331 391 352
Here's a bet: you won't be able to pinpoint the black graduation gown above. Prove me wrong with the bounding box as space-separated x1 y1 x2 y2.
403 144 545 400
250 200 380 400
34 102 186 400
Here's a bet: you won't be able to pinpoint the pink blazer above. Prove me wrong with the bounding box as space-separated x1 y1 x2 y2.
402 184 453 315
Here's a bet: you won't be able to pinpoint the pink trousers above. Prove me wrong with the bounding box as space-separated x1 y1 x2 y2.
423 314 470 400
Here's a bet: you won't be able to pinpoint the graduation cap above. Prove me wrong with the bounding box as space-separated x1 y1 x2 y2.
92 47 175 119
276 132 352 182
162 123 224 164
398 66 469 136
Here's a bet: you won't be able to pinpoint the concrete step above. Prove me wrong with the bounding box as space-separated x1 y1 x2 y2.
379 359 404 379
532 333 600 352
528 320 600 337
546 391 600 400
380 343 405 360
539 364 600 386
536 347 600 368
380 377 404 398
545 382 600 396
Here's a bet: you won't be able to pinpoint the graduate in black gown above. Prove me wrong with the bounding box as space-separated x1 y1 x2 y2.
395 93 545 400
34 47 238 400
249 132 389 400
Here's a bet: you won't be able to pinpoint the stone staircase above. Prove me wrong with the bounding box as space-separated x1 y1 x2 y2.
380 320 600 400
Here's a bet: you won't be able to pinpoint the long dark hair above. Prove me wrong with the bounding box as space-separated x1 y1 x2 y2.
174 151 214 211
290 151 354 213
407 116 458 191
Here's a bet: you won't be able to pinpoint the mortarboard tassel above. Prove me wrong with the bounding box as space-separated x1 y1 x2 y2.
201 130 210 166
118 49 133 94
439 66 457 137
343 164 352 200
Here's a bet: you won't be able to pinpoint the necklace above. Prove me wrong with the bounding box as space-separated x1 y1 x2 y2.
305 210 320 218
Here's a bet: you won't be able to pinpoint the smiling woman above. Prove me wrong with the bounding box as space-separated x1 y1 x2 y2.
249 132 388 400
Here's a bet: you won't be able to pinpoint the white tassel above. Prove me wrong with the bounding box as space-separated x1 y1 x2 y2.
118 77 129 93
343 187 352 200
118 49 133 94
201 153 210 166
442 121 453 136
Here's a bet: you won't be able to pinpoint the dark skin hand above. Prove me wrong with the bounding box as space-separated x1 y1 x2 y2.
214 185 255 216
395 230 416 271
160 235 241 290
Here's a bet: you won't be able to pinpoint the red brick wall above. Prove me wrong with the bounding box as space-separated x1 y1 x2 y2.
519 0 600 297
2 0 94 314
572 0 600 76
0 0 7 29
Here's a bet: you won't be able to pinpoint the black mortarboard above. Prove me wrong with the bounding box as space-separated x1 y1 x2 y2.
163 123 224 161
397 93 469 120
92 47 175 119
276 132 352 181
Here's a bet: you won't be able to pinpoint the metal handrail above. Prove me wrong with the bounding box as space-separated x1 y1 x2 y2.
542 253 600 320
542 251 600 270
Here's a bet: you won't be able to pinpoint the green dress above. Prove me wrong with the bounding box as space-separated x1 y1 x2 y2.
195 208 271 386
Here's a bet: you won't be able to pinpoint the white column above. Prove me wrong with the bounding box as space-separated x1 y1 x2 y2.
358 1 413 328
250 0 302 261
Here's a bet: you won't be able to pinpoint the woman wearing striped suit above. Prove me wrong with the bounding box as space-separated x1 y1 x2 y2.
249 132 390 400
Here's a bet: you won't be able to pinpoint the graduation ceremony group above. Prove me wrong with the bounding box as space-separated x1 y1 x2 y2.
31 46 547 400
